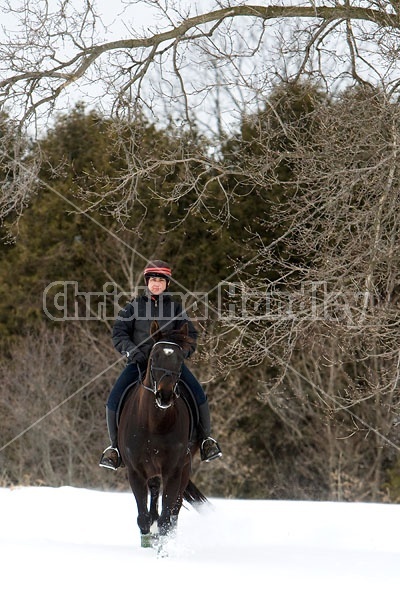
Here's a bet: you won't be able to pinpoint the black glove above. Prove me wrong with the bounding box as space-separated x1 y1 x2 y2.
123 349 147 367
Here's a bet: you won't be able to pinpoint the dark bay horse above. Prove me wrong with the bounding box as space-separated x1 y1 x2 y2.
118 320 207 547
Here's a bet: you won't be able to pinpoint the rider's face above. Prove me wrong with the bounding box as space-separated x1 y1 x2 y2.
147 277 168 295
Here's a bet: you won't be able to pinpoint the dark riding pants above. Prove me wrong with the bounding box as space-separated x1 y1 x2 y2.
106 362 206 412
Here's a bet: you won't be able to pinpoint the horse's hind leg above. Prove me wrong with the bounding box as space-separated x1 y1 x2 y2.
170 494 183 531
158 469 183 536
170 462 190 530
148 476 160 525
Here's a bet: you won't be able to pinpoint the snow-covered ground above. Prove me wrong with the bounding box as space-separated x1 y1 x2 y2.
1 486 399 599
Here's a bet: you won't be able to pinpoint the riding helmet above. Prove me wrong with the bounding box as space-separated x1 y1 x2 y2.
143 260 172 285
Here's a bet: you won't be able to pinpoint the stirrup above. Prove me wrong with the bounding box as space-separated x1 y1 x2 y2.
200 437 222 462
99 446 121 471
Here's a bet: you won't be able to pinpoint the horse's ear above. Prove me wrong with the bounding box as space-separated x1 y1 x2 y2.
179 322 188 337
150 320 160 338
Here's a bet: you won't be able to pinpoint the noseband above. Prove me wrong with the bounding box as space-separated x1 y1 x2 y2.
142 341 183 407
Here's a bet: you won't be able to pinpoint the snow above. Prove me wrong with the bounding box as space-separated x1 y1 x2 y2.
0 486 399 599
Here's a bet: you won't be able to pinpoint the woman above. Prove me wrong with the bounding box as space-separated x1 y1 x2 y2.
99 259 222 470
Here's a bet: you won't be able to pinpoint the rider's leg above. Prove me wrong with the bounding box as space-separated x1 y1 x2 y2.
99 363 139 470
98 406 121 470
106 405 118 448
180 364 222 462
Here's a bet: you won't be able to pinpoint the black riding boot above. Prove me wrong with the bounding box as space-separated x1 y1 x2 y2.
198 401 222 462
99 408 121 470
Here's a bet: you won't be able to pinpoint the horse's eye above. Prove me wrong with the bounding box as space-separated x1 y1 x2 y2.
163 348 174 356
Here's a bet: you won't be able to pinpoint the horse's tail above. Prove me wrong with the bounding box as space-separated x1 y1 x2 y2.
183 479 208 506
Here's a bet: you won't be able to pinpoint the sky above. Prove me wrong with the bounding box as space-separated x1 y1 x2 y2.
95 0 214 35
93 0 158 36
1 485 399 600
0 0 222 130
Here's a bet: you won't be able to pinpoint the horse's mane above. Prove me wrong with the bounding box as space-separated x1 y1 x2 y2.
152 321 194 353
158 329 193 350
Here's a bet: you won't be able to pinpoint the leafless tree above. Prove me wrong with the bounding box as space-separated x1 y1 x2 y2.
0 326 121 488
1 1 400 221
1 1 400 499
211 86 400 500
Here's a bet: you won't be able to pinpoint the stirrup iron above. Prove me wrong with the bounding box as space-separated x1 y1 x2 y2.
99 445 121 470
200 437 222 462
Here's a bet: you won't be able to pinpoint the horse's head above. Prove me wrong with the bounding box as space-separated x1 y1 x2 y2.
148 321 193 409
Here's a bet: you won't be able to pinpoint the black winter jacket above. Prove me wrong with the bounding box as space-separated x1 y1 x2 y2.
112 293 198 363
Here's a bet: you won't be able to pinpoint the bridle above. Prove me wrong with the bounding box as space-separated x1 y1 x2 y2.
141 341 183 408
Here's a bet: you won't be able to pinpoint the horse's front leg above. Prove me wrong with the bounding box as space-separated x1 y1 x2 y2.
148 476 160 525
127 469 152 542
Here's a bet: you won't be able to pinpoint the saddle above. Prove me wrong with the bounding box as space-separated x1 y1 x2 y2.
116 379 199 442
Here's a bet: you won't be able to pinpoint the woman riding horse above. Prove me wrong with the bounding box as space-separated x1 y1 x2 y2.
99 259 222 470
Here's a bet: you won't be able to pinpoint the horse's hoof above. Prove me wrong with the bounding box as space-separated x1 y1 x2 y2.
141 533 153 548
141 533 159 548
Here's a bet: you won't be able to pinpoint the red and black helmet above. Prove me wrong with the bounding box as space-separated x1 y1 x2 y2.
143 260 172 284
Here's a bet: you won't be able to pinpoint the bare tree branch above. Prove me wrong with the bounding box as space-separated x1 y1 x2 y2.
0 2 399 128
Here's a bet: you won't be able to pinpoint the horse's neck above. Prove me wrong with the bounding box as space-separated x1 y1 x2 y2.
142 373 153 392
